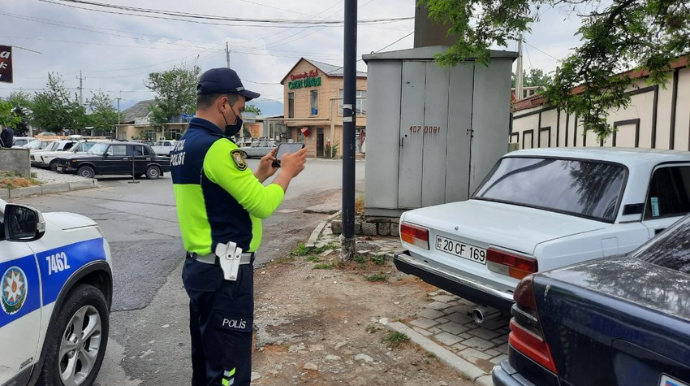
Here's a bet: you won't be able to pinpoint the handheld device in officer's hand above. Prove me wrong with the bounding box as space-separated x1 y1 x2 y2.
272 143 305 168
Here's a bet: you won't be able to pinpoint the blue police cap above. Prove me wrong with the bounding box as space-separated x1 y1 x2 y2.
197 68 260 101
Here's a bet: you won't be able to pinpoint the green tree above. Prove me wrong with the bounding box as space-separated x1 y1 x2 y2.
86 90 118 136
421 0 690 141
244 104 262 115
512 68 551 88
32 73 86 134
145 63 200 129
6 91 33 136
0 99 22 130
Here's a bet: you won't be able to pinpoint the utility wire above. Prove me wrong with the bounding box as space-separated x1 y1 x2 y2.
34 0 413 27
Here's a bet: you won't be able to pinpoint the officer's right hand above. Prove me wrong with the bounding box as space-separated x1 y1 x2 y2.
280 147 307 178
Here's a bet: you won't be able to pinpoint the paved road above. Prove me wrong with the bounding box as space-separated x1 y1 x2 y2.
15 158 365 386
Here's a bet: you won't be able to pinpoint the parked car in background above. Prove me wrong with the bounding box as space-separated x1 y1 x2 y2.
239 138 278 158
11 137 34 148
33 139 113 171
150 139 177 156
493 213 690 386
30 139 79 168
234 137 253 148
23 139 55 152
0 197 113 386
395 147 690 312
55 141 171 179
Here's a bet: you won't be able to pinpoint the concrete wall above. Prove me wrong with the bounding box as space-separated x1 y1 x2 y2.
0 148 31 177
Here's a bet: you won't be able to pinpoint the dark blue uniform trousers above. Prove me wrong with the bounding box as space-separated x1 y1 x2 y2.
182 256 254 386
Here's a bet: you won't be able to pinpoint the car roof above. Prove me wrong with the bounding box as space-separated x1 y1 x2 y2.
507 147 690 167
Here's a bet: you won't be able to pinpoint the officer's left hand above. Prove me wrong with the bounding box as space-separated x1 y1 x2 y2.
254 147 279 182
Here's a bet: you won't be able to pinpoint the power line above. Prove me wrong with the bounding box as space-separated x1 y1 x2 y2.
34 0 414 27
524 42 561 61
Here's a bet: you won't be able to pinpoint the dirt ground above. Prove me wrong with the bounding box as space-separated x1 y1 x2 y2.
251 246 477 386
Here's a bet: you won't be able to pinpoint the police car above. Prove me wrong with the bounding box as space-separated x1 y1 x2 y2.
1 198 113 386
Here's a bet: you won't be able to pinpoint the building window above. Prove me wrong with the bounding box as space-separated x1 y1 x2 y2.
310 90 318 115
338 90 367 115
169 128 182 140
288 92 295 118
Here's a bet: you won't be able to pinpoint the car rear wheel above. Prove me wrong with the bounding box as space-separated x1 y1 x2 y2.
145 165 161 179
39 284 109 386
77 166 95 179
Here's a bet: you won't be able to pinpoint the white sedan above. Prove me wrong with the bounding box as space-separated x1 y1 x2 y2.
395 147 690 313
0 198 113 385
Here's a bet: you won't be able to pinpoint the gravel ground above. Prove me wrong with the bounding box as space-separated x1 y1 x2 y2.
32 167 95 184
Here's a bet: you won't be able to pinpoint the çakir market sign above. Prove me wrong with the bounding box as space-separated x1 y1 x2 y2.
0 46 12 84
288 69 321 90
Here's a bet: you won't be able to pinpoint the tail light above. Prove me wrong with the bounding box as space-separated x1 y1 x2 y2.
400 222 429 250
487 247 537 279
508 275 557 373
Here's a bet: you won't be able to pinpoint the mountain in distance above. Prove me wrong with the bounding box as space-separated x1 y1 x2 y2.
117 99 284 117
247 99 284 116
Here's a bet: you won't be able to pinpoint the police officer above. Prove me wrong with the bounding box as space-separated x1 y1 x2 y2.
0 126 14 148
171 67 307 386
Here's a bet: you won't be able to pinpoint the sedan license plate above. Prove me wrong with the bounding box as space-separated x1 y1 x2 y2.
435 236 486 264
660 375 688 386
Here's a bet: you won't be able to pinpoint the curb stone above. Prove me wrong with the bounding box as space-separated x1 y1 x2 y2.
5 179 99 199
386 321 489 383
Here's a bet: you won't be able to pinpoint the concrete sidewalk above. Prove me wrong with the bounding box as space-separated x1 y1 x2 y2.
306 210 508 386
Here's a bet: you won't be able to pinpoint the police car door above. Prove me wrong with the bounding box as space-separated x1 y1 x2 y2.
0 220 42 384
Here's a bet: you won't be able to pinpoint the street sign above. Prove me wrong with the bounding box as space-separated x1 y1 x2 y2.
0 45 13 84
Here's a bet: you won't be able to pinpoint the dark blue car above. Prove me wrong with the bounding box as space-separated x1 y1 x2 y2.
493 214 690 386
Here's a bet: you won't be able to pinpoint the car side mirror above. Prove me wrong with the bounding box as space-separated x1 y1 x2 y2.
4 204 46 241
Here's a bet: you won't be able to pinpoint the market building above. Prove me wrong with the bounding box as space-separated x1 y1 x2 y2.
280 58 367 158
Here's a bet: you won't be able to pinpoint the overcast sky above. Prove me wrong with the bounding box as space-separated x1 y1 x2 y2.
1 0 583 113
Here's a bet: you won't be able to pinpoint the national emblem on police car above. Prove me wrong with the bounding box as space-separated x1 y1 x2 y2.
230 149 247 171
1 266 28 315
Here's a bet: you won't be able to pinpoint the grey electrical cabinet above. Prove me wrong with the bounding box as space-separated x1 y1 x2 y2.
362 46 518 217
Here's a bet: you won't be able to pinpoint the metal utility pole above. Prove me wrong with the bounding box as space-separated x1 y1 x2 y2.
341 0 357 260
77 70 85 106
226 42 231 68
116 92 122 124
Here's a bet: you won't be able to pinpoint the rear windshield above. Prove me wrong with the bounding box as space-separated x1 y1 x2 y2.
632 214 690 274
474 157 626 222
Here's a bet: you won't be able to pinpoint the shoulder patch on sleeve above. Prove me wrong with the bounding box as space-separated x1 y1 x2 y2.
230 149 247 171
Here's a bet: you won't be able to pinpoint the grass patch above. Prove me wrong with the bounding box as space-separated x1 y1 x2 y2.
370 255 386 265
313 263 334 270
0 171 41 189
382 331 410 348
289 243 335 257
364 273 389 282
306 255 321 262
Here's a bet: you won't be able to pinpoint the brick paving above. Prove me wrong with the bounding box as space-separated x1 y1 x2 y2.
311 218 511 382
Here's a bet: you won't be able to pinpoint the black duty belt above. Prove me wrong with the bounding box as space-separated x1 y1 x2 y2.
186 252 254 265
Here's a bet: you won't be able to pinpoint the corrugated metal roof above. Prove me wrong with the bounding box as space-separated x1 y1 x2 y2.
121 100 155 123
280 58 367 84
303 58 367 78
